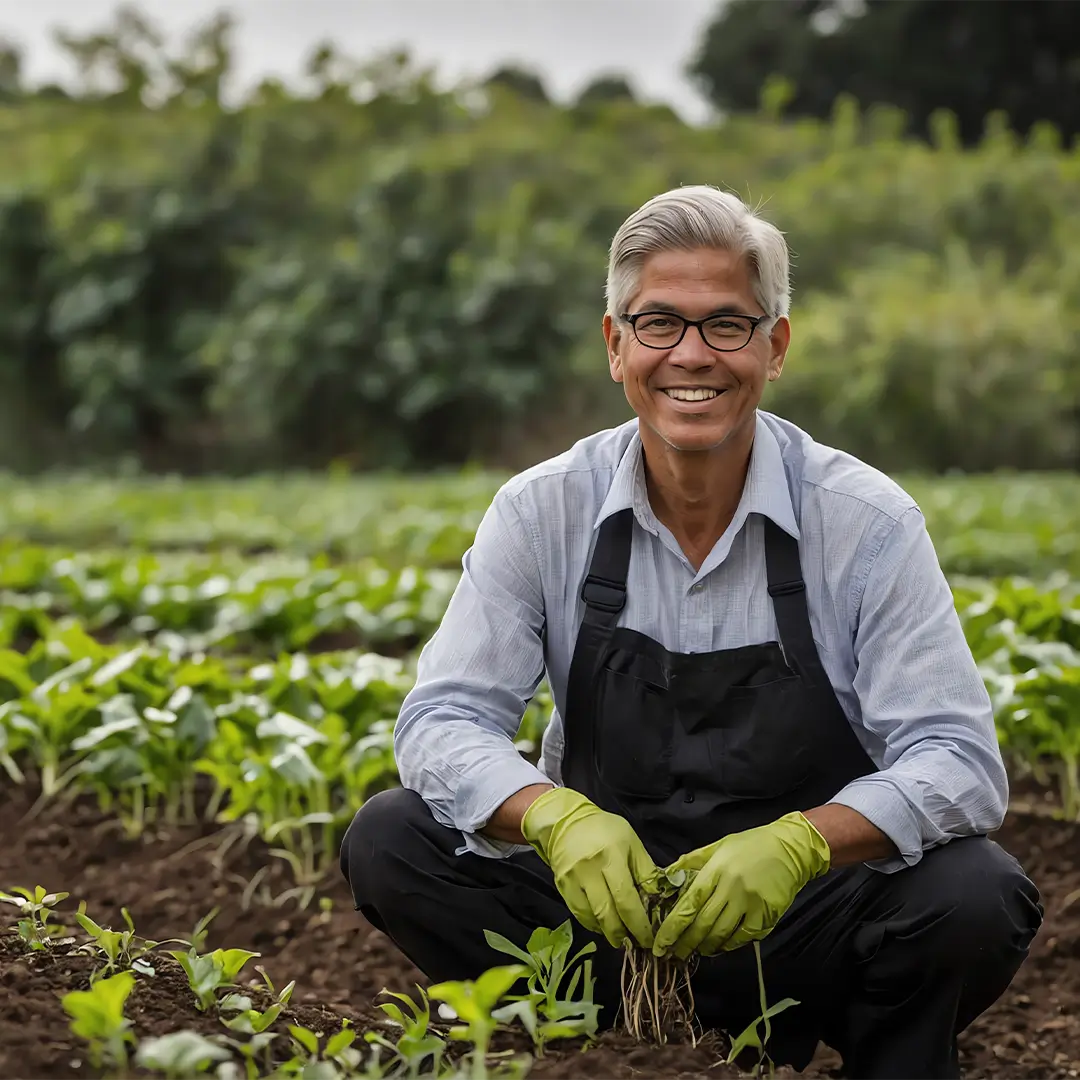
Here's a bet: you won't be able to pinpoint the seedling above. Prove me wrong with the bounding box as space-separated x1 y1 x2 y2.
428 965 532 1080
281 1020 365 1078
0 885 71 950
60 969 136 1071
214 1030 279 1079
722 942 800 1079
75 904 192 981
135 1031 232 1078
484 920 601 1052
365 987 448 1076
620 868 698 1046
166 946 261 1011
219 967 296 1035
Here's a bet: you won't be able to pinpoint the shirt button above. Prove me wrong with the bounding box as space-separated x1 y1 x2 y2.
684 790 695 803
690 582 704 594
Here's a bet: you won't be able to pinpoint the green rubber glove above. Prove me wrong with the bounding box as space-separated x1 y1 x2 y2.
652 812 831 960
521 787 660 949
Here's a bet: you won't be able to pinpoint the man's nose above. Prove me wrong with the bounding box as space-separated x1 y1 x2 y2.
668 327 717 367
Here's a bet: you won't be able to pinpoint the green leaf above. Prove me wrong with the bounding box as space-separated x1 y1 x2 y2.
135 1031 230 1074
483 929 536 968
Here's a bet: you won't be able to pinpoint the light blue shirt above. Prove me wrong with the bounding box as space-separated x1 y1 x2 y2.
394 410 1008 871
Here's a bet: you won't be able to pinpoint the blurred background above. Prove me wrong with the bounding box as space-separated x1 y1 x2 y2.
0 0 1078 477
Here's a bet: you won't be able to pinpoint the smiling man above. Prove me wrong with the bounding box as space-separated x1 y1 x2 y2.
340 186 1043 1078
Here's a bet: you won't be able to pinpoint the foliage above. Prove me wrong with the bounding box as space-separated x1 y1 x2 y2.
688 0 1080 146
0 884 71 949
0 544 460 657
60 970 137 1071
484 921 600 1052
0 471 1079 578
0 8 1078 471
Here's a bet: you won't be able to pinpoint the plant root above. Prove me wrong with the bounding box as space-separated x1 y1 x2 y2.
619 944 700 1047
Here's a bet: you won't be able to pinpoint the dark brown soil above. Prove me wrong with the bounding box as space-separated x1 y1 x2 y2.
1 781 1077 1079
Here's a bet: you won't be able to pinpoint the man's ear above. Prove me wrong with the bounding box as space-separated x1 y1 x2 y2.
602 314 625 383
766 316 791 382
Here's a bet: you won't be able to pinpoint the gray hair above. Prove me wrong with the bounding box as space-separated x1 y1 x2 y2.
605 185 791 321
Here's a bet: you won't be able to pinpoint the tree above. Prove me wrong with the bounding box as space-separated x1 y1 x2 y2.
0 38 23 101
576 74 637 108
484 65 550 104
688 0 1080 144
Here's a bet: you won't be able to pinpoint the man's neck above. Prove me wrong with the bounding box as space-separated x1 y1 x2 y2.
641 423 755 571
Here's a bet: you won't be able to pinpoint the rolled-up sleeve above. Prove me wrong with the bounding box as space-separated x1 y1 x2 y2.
394 483 550 856
829 506 1008 872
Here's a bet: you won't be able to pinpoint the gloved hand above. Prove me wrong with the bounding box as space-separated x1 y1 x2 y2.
520 786 660 949
652 812 831 960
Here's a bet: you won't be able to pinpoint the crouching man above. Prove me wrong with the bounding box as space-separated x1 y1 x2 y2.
340 185 1042 1079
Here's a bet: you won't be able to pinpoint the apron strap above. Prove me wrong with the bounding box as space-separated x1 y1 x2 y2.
561 508 634 778
764 516 824 687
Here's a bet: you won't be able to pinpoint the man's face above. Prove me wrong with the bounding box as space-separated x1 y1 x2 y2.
603 247 790 455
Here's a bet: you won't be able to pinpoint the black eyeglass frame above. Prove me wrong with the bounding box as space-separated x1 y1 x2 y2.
620 310 773 352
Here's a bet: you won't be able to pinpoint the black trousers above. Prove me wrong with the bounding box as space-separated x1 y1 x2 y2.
339 789 1043 1080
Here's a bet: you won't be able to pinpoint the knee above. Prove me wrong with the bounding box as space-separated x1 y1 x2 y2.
918 838 1043 965
338 787 433 907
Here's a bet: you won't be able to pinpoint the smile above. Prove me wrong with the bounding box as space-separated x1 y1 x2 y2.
662 388 724 402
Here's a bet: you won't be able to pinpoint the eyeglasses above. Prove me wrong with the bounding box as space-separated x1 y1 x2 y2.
621 310 771 352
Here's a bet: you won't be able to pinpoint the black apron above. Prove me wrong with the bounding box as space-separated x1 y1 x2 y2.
560 507 878 866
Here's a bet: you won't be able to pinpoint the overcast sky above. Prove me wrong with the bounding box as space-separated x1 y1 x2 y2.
0 0 722 121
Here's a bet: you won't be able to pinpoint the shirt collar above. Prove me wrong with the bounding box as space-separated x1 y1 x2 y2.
594 412 800 541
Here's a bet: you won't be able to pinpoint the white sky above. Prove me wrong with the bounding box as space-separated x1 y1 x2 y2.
0 0 722 122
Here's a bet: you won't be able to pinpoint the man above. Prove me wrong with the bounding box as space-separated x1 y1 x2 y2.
340 185 1043 1078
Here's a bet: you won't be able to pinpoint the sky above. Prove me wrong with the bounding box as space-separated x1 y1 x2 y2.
0 0 722 122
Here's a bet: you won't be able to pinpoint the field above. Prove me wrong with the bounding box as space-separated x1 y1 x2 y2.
1 469 1079 1080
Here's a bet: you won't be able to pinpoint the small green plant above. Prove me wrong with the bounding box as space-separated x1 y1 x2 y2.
484 920 601 1052
620 868 697 1045
166 946 261 1011
135 1031 232 1078
0 885 71 950
428 965 532 1080
280 1020 365 1078
61 969 137 1072
722 942 800 1079
365 987 448 1077
75 904 191 981
219 966 296 1035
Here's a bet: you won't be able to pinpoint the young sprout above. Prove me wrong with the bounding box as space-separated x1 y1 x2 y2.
722 942 800 1079
75 904 193 982
0 885 71 950
620 868 698 1046
365 986 447 1076
484 921 601 1053
60 970 137 1071
285 1021 365 1078
166 946 261 1011
135 1031 232 1079
427 965 531 1080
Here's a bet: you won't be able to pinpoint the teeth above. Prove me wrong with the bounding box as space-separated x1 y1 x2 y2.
664 388 719 402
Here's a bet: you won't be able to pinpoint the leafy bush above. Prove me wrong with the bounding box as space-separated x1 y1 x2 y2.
0 18 1079 471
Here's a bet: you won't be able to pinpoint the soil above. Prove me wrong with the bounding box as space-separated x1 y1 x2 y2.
1 781 1078 1080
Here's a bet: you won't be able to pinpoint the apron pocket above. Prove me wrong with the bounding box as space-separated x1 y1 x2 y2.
706 677 813 800
593 672 674 800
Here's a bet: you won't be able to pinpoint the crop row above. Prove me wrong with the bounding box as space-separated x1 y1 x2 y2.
0 624 553 903
0 544 459 657
0 578 1077 888
3 887 622 1079
4 881 795 1078
1 542 1079 663
1 471 1079 577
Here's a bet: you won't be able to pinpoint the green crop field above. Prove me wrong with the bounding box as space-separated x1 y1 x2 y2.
1 470 1078 1080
